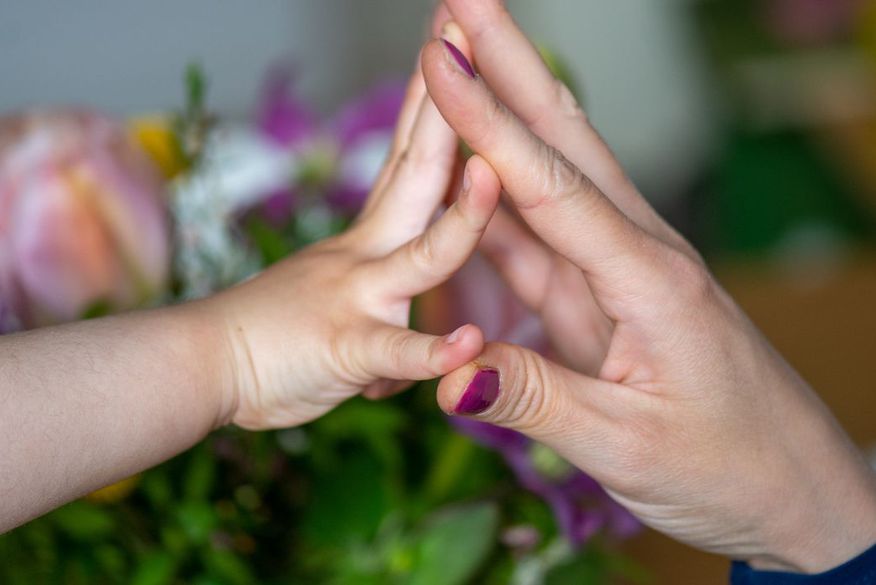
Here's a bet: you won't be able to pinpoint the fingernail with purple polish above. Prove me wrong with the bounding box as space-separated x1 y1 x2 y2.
442 39 477 79
455 368 500 415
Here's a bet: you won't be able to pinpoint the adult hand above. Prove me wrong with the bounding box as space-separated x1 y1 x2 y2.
422 1 876 572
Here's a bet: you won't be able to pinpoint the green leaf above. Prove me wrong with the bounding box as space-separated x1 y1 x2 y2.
80 300 112 320
542 542 652 585
183 445 217 502
423 433 475 503
544 555 603 585
244 216 293 266
409 502 499 585
300 451 393 547
95 544 127 579
142 470 173 509
160 525 189 557
185 63 207 113
315 398 405 438
311 398 406 471
202 549 256 585
131 552 176 585
176 501 217 545
51 501 115 541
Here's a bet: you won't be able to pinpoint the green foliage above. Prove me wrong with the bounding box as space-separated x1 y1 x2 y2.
409 503 498 585
0 51 636 585
543 541 651 585
80 300 112 320
0 392 632 583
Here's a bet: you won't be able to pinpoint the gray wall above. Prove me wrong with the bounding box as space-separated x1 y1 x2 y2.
0 0 714 201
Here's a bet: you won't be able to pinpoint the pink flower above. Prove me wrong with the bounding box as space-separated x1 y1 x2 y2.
0 110 170 331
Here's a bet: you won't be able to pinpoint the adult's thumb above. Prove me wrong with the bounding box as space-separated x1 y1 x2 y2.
436 342 608 445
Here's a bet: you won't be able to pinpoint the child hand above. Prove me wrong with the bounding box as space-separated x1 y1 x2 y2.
207 51 501 430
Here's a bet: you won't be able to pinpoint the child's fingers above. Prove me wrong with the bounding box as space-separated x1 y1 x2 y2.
365 6 455 207
363 66 428 211
358 23 470 254
359 323 484 381
365 96 457 252
370 155 501 299
430 2 453 38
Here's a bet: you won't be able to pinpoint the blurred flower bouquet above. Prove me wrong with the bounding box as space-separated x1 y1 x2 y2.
0 64 640 584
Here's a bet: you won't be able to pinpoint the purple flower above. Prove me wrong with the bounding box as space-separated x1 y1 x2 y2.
451 417 639 547
256 67 318 149
763 0 863 45
254 67 406 219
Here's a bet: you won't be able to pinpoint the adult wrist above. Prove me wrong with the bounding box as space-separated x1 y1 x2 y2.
732 542 876 584
750 451 876 573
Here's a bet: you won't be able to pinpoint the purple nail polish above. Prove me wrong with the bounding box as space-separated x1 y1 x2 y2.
455 368 500 415
442 39 477 79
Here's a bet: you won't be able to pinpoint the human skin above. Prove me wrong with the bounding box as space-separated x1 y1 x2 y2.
0 24 502 533
422 0 876 573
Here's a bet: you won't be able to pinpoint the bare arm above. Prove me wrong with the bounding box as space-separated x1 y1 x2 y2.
0 304 227 531
0 21 500 533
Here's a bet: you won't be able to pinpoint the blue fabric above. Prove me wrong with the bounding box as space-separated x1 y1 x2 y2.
730 543 876 585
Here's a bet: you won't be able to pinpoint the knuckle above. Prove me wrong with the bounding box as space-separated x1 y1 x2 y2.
554 80 588 123
328 324 367 384
408 138 453 172
526 79 587 131
493 350 557 433
664 247 713 303
409 230 438 273
424 337 448 377
451 195 485 233
526 146 591 211
382 332 408 374
474 92 507 147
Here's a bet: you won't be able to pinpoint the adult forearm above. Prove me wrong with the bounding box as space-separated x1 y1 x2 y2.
0 302 230 532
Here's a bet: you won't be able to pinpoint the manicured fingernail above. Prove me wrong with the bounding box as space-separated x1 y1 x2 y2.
442 39 477 79
462 166 472 194
455 368 500 415
446 325 465 344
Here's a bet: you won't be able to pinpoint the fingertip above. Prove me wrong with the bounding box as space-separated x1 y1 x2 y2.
422 38 450 81
466 155 501 201
445 0 509 32
457 155 501 222
423 35 477 89
430 2 453 38
441 21 471 56
436 360 482 415
443 323 484 359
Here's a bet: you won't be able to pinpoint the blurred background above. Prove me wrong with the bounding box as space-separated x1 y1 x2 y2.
2 0 875 583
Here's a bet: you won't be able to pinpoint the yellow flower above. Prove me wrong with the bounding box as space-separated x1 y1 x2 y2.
85 474 141 504
128 115 187 179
